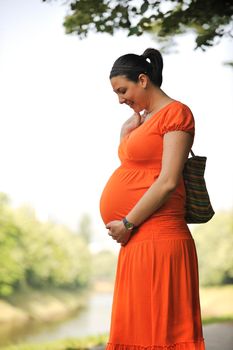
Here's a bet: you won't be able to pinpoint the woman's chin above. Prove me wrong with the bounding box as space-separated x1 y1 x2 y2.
131 106 140 113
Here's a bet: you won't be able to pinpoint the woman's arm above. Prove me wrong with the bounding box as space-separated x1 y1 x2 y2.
126 130 193 226
106 130 193 245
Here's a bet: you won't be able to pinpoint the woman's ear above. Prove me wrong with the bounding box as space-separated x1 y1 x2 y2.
138 74 149 89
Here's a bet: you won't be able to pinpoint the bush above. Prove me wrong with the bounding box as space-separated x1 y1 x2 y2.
0 193 92 296
193 210 233 286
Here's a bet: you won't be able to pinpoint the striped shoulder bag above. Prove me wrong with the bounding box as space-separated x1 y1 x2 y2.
183 150 215 224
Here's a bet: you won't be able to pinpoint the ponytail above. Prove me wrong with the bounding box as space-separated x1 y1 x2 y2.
141 48 163 87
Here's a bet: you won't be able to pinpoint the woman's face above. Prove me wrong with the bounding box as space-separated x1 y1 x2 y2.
111 75 147 113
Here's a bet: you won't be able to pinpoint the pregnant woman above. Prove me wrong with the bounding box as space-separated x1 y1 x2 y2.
100 48 205 349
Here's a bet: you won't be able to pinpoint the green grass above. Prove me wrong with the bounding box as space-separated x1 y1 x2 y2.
202 315 233 325
200 285 233 319
0 287 88 324
0 334 108 350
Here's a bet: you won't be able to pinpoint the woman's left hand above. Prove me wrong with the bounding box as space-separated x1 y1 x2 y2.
106 220 131 246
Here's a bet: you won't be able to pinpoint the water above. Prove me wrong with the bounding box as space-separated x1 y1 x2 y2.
0 292 112 347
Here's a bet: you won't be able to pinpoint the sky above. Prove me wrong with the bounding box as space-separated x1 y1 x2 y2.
0 0 233 251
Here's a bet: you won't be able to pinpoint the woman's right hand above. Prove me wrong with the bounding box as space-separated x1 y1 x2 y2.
120 112 145 140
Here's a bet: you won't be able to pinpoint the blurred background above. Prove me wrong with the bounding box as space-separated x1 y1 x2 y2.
0 0 232 349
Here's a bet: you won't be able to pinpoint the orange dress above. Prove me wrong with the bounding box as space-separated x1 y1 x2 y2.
100 101 205 350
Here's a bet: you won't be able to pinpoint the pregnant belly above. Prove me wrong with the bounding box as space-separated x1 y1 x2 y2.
99 166 186 225
99 167 156 224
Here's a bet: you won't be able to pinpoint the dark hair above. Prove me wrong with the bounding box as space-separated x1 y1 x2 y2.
109 48 163 87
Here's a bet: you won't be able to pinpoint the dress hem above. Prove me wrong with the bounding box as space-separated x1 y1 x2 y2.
106 339 205 350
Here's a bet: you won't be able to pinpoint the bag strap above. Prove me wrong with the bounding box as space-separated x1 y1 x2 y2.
190 149 195 157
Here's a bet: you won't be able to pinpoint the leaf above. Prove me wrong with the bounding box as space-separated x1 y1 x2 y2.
141 0 149 14
128 26 140 36
223 61 233 67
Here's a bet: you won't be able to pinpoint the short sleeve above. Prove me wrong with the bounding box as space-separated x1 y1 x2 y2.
159 102 195 136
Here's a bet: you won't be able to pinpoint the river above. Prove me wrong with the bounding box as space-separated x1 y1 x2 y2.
0 292 112 347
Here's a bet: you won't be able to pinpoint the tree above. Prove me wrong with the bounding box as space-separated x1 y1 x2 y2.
0 195 25 296
0 220 25 296
91 249 117 283
77 213 93 244
194 210 233 286
43 0 233 50
0 195 92 296
13 207 92 289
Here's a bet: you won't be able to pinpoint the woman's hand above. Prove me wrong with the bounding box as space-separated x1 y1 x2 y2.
120 112 145 140
106 220 132 246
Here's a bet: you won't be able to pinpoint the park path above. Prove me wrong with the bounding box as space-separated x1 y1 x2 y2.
203 322 233 350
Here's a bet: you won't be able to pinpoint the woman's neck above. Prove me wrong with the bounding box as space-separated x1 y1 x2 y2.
145 88 174 116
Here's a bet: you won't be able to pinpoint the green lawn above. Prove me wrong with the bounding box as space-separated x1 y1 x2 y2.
200 285 233 321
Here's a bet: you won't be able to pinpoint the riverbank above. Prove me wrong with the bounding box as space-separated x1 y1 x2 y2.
0 281 113 326
2 284 231 325
0 288 112 348
0 288 88 325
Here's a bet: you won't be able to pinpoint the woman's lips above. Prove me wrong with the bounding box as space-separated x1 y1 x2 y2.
126 101 134 107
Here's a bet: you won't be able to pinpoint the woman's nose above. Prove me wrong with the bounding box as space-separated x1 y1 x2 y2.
118 96 126 104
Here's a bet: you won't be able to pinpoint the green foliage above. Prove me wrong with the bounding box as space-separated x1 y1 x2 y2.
0 193 10 206
0 224 24 296
43 0 233 50
0 193 92 297
91 249 117 282
224 61 233 67
77 213 93 244
0 202 25 296
194 210 233 286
